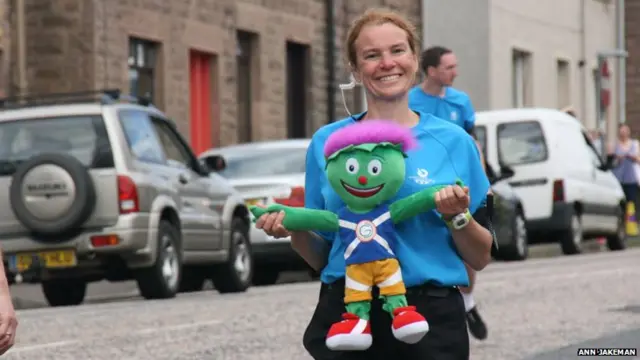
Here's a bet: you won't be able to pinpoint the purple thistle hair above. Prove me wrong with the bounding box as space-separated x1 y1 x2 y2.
323 120 418 158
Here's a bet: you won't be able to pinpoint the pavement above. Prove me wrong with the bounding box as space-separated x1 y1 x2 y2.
3 245 639 360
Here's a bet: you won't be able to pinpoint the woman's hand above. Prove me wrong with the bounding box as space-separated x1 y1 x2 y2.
254 205 292 239
435 185 470 220
0 294 16 355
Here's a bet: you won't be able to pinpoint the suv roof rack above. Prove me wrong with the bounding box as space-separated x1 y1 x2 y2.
0 89 155 110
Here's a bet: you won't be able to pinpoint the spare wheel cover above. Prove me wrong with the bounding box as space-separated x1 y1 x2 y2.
10 153 96 235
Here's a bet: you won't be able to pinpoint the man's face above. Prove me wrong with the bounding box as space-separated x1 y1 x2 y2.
428 53 458 87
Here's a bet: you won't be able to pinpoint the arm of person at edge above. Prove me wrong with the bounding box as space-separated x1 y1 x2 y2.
0 248 17 354
627 139 640 162
254 138 329 272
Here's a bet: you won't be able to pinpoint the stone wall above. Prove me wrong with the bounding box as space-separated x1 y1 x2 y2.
12 0 422 146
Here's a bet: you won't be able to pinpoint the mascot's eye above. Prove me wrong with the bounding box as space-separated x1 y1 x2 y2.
345 158 359 174
367 159 382 176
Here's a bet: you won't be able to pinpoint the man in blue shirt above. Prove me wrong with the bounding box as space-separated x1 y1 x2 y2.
409 46 489 341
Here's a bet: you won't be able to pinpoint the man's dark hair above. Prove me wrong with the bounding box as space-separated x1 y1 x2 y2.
420 46 452 74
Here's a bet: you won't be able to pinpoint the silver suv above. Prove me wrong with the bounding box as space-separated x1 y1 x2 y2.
0 90 253 306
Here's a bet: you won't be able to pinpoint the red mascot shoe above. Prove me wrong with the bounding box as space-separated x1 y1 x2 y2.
326 313 372 351
391 306 429 344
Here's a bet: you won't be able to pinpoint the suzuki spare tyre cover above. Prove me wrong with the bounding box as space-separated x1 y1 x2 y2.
10 153 96 236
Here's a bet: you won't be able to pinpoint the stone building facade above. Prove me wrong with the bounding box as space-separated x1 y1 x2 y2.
423 0 618 133
6 0 421 153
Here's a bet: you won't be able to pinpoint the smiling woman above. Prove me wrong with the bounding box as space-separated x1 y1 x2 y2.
253 8 492 360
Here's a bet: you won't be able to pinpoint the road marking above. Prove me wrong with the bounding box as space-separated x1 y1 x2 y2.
8 320 223 353
10 340 81 353
133 319 223 335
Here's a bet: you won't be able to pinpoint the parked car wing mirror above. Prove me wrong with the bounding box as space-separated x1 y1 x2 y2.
203 155 226 172
499 165 515 180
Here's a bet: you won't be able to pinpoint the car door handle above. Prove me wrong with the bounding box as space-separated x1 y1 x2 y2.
178 173 189 184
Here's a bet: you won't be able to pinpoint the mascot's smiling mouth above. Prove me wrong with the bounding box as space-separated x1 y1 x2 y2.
341 180 384 198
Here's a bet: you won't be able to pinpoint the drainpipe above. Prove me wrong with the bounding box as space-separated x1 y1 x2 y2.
579 0 587 123
16 0 26 96
616 0 625 125
325 0 336 124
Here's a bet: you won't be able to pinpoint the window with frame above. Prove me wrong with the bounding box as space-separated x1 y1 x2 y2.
582 131 603 168
150 117 193 169
497 121 548 166
118 110 165 164
556 59 570 108
237 31 256 143
512 49 532 108
129 38 158 102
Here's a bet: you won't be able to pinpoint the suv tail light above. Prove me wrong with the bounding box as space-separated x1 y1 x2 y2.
118 175 140 214
552 179 564 202
274 186 305 207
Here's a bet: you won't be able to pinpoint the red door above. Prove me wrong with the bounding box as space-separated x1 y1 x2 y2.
189 51 213 155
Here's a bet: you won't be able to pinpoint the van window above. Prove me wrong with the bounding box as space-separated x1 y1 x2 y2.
497 121 548 166
474 125 487 159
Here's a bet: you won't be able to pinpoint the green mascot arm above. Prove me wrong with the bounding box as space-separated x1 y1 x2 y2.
249 204 340 232
389 180 465 224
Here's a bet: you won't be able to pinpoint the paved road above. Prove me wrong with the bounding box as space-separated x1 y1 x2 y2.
3 248 639 360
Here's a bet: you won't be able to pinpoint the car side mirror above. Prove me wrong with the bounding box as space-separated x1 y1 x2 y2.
202 155 226 172
600 154 615 171
499 165 515 180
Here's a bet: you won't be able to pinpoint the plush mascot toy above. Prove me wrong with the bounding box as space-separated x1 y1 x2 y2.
250 120 462 351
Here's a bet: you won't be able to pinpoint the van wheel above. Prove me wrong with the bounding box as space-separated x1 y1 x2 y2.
42 279 86 307
136 220 182 299
497 210 528 261
559 213 583 255
606 206 627 251
211 217 253 293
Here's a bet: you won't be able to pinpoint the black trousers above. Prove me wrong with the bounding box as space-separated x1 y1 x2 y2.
303 279 469 360
621 183 639 211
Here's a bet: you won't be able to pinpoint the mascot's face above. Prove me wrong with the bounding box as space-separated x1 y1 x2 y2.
326 144 405 211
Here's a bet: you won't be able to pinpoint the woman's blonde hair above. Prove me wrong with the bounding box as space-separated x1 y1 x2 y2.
344 8 420 69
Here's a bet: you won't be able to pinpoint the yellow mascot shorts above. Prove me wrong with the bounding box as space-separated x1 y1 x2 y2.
344 258 406 304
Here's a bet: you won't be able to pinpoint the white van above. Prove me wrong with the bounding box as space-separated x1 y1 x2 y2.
474 108 627 255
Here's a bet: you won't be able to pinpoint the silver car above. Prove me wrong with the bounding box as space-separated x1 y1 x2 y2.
199 140 312 285
0 90 253 306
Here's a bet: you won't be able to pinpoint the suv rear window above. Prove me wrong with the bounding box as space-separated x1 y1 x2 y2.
497 121 548 166
0 115 114 175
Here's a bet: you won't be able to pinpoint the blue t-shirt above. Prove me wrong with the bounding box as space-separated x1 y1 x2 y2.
305 112 490 288
338 203 397 266
408 86 476 132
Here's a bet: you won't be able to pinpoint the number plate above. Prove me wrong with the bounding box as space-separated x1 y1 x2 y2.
245 199 262 206
9 250 77 273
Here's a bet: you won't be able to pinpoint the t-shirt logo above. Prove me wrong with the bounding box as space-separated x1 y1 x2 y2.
410 168 434 185
355 220 376 242
451 111 458 121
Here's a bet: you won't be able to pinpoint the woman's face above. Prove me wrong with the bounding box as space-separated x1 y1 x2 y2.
352 23 417 101
619 125 630 139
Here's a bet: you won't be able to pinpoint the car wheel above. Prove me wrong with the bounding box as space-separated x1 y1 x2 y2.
252 267 280 286
559 212 583 255
606 205 627 251
211 217 253 293
497 210 528 261
42 279 87 307
136 220 182 300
